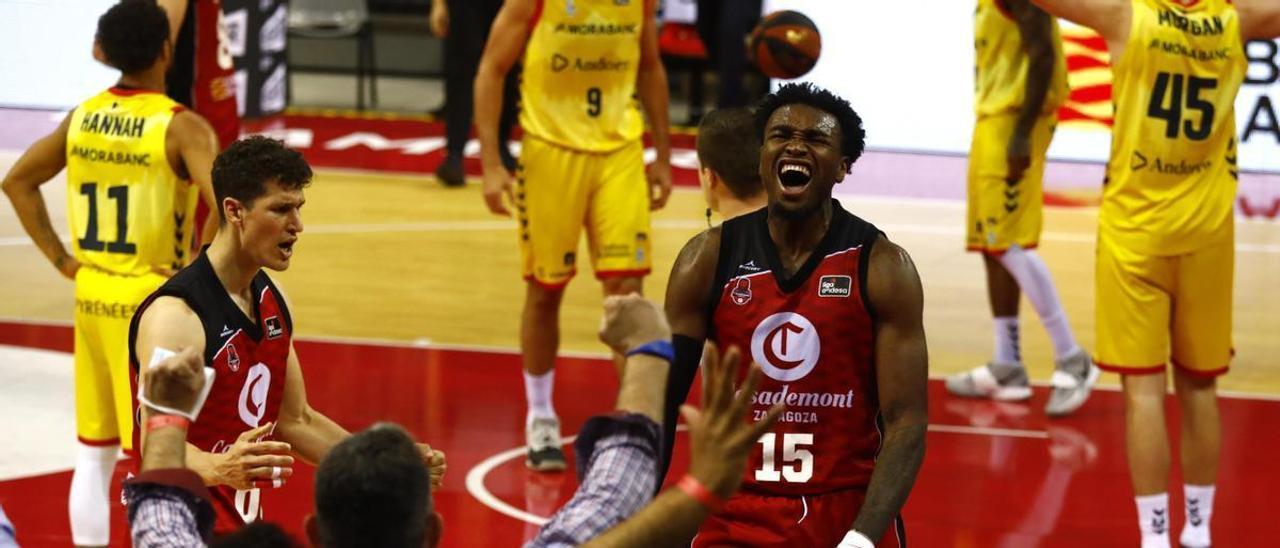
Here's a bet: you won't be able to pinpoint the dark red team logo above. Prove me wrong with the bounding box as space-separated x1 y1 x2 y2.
751 312 821 382
731 277 752 305
265 316 283 340
227 344 241 372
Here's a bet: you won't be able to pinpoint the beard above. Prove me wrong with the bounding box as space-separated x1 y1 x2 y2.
768 198 824 221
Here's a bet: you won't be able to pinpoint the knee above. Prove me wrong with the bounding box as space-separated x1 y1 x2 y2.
526 282 566 309
602 276 643 296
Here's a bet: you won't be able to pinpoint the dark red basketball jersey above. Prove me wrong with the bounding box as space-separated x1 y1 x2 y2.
168 0 240 148
709 200 882 497
128 251 292 534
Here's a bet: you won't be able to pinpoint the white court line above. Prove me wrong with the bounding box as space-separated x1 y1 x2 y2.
927 424 1050 439
2 315 1279 402
11 218 1276 252
464 422 1047 527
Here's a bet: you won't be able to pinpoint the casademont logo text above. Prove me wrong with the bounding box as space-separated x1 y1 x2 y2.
750 384 856 409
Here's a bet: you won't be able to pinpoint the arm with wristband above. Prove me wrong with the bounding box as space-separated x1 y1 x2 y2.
579 343 782 547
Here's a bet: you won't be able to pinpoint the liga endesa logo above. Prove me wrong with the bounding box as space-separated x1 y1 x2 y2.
1059 25 1114 129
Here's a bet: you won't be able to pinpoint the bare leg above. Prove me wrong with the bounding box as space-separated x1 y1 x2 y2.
1122 372 1171 495
1173 370 1220 485
984 253 1021 318
522 281 566 377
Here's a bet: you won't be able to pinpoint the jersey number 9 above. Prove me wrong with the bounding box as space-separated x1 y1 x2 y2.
587 87 602 117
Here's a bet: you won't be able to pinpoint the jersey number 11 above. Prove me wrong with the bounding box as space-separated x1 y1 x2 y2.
78 182 136 255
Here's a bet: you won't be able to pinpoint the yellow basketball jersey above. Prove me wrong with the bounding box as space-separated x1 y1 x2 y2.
66 88 197 276
520 0 646 152
973 0 1070 117
1103 0 1245 255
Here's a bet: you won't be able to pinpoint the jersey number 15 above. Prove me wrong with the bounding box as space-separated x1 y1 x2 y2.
756 432 814 483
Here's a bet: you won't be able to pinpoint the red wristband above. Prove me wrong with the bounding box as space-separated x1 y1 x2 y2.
146 415 191 432
676 475 724 512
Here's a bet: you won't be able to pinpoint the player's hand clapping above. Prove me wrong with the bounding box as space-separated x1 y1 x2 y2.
417 443 447 488
647 158 673 210
598 293 672 355
681 344 783 499
209 422 295 490
481 160 516 217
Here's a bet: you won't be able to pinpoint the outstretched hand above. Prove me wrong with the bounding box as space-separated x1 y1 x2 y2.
681 344 783 499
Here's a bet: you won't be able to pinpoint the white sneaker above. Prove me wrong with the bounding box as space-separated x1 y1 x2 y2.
945 362 1032 401
1045 349 1099 417
525 417 567 472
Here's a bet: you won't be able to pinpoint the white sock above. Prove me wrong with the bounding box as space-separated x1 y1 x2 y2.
1180 484 1214 548
1136 493 1171 548
524 370 556 425
998 245 1080 360
69 443 117 546
993 316 1021 364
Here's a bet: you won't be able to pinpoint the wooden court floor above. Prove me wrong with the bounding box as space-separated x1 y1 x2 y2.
1 168 1278 394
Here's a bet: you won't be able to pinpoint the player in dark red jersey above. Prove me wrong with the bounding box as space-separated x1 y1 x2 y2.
127 137 446 534
663 83 928 547
158 0 240 149
158 0 240 253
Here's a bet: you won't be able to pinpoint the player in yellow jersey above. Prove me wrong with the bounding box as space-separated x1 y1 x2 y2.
475 0 672 470
0 1 219 545
1032 0 1280 546
948 0 1098 417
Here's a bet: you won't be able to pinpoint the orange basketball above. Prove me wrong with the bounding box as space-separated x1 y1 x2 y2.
749 10 822 79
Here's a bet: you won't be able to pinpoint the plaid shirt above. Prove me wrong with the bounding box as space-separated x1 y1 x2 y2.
124 469 216 548
527 413 662 548
0 504 15 547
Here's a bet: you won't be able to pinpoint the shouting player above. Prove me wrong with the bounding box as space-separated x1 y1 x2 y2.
475 0 673 470
1032 0 1280 546
663 83 928 547
1 1 219 544
128 137 446 534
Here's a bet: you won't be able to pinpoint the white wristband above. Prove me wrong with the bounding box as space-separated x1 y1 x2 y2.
136 347 216 421
837 530 874 548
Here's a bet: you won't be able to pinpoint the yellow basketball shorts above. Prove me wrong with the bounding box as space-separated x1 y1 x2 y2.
516 136 652 287
73 266 167 449
966 113 1056 254
1094 228 1233 377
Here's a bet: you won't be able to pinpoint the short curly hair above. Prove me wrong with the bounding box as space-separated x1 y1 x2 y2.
754 83 867 168
212 136 313 219
96 0 171 74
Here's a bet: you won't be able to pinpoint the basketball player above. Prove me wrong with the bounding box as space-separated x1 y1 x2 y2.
664 83 927 547
1031 0 1280 546
158 0 240 249
128 136 446 535
158 0 239 149
0 2 219 544
475 0 673 470
946 0 1097 416
697 107 767 222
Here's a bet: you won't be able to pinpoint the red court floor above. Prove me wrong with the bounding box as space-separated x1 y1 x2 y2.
1 321 1277 547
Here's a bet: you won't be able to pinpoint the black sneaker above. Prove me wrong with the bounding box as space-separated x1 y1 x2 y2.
435 156 465 187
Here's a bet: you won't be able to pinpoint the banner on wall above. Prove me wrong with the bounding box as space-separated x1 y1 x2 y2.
763 1 1280 174
223 0 288 118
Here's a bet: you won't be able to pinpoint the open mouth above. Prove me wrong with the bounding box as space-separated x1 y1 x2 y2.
777 160 813 193
278 240 295 258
